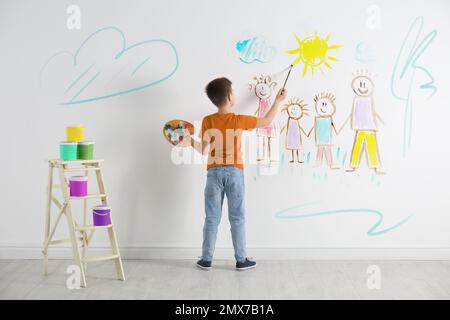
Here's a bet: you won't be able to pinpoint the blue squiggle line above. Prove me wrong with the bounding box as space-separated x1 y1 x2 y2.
391 16 437 156
274 202 413 236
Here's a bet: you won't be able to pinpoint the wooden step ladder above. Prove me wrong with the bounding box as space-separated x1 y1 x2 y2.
43 159 125 287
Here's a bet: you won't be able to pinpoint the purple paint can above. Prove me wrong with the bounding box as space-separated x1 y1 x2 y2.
69 176 88 197
93 205 111 226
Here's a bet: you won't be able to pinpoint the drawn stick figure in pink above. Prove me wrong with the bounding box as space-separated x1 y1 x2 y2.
249 74 277 162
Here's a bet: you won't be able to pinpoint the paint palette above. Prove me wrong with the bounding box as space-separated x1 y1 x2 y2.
163 119 195 147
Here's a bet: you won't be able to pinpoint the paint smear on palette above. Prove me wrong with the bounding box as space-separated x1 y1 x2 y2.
162 119 194 147
236 35 276 64
274 202 413 236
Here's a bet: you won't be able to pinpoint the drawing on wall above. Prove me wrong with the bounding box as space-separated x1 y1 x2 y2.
274 202 413 236
355 42 376 63
340 70 385 175
286 32 342 76
280 99 309 163
307 92 339 169
249 75 278 162
236 35 276 64
391 16 437 157
40 26 179 105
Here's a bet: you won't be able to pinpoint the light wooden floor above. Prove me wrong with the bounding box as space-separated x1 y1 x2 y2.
1 259 450 299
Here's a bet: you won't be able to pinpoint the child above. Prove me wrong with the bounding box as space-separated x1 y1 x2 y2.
190 77 286 271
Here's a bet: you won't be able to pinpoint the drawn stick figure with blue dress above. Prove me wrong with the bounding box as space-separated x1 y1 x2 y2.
307 92 339 169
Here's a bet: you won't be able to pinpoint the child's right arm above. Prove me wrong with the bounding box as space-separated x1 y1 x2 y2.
255 89 287 128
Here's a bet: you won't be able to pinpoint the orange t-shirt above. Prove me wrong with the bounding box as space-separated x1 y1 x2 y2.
200 113 257 170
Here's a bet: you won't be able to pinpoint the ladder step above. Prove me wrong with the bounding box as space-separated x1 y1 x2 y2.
76 224 113 231
47 237 84 245
64 167 101 173
81 254 120 262
55 159 104 165
69 194 107 200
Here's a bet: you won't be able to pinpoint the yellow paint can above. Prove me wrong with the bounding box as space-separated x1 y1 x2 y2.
66 125 84 142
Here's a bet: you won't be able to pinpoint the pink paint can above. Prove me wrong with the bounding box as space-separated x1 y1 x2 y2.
93 205 111 226
69 176 88 197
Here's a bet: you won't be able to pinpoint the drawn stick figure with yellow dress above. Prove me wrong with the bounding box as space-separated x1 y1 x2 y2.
340 70 385 174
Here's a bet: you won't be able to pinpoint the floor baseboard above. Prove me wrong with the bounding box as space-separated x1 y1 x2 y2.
1 246 450 260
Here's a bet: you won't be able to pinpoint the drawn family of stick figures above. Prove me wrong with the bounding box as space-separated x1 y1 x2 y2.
249 70 385 175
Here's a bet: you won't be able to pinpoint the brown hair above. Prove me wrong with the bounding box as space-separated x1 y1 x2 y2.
205 77 232 107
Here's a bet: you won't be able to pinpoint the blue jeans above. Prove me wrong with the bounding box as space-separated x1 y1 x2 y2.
202 166 246 263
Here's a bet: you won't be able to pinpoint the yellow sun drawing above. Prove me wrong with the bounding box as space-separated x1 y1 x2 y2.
287 32 342 76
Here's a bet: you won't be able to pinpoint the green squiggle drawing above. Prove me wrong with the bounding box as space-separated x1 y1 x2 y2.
274 202 413 236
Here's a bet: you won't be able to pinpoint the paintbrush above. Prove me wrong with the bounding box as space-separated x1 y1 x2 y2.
282 64 294 90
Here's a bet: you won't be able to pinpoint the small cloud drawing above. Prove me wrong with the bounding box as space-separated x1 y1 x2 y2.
355 42 376 63
40 26 179 105
235 35 276 64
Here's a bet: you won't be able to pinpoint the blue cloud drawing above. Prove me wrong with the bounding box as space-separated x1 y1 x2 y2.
355 41 376 63
40 26 179 105
235 35 276 64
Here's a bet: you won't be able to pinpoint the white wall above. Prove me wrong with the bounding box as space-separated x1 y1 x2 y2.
1 0 450 259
